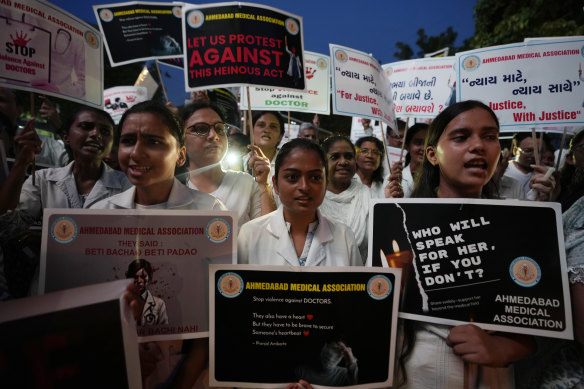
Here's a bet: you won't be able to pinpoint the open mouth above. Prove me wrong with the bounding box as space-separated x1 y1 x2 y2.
464 159 488 170
129 165 152 173
84 142 103 150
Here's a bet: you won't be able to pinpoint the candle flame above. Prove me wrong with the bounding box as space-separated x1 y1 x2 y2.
392 240 400 254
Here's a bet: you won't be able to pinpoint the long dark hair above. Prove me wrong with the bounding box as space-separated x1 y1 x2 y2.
355 136 385 183
404 123 429 167
411 100 500 199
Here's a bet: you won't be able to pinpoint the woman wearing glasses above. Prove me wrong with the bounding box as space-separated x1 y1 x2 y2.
355 136 386 198
180 102 276 225
91 101 224 210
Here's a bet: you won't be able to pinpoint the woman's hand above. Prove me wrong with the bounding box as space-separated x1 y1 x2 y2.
529 165 556 201
13 118 41 168
284 380 313 389
385 161 404 198
248 144 271 187
446 324 535 367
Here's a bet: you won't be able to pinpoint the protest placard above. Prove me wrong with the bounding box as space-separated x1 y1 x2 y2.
182 2 305 91
330 44 395 129
241 51 330 114
1 0 104 107
382 57 456 118
104 86 148 123
94 1 184 66
369 199 573 340
210 265 400 388
40 209 236 341
0 279 141 388
456 38 584 130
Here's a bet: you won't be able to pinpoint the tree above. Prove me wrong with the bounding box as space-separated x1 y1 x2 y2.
393 26 464 60
470 0 584 48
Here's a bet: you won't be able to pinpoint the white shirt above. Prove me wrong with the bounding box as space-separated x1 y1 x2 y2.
187 170 261 226
237 207 362 266
503 161 531 199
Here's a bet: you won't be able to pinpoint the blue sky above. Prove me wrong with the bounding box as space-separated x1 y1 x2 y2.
49 0 477 104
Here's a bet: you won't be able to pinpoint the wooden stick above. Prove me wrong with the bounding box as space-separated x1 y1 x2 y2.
379 120 391 172
246 87 253 144
30 92 35 186
531 128 540 166
154 60 169 103
287 111 291 141
555 127 568 171
398 117 410 163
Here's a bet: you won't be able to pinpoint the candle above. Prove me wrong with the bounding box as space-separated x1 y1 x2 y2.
381 240 413 293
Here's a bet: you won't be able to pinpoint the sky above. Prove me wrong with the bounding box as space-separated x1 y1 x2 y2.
47 0 477 104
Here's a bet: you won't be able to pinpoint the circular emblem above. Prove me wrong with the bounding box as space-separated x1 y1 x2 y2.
187 10 204 28
172 6 182 18
384 66 393 77
462 55 480 71
206 218 230 243
316 58 327 69
367 275 392 300
50 217 78 244
84 31 100 49
509 256 541 287
217 272 244 298
285 18 299 35
99 9 114 22
335 49 347 63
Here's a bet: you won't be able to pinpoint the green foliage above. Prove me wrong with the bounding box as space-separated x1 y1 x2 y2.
471 0 584 48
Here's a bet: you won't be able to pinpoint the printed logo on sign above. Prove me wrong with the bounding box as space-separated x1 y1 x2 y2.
367 275 392 300
50 217 78 244
316 58 327 70
217 272 244 298
172 7 182 18
206 218 231 243
85 31 100 49
384 67 393 77
335 50 347 63
462 55 481 71
509 257 541 287
187 10 205 28
285 18 299 35
99 9 114 22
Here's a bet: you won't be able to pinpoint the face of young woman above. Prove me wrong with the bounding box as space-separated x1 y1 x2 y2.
118 112 186 191
64 110 114 162
184 108 227 168
253 113 283 153
327 140 356 189
407 129 428 170
273 148 326 218
427 107 500 198
356 141 381 174
134 268 149 294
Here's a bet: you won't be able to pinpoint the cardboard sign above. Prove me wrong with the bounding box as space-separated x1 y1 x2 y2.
210 265 400 389
41 209 237 341
182 2 305 91
94 1 184 66
369 199 573 340
1 0 104 107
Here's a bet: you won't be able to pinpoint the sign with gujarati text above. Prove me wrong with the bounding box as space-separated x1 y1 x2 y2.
40 209 237 342
1 0 104 107
382 57 456 118
182 2 305 91
210 265 400 389
93 1 184 66
369 199 572 340
0 280 141 388
104 85 148 123
241 51 330 114
330 43 395 129
456 38 584 130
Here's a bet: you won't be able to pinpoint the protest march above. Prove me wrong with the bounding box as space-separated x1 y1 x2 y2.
0 0 583 388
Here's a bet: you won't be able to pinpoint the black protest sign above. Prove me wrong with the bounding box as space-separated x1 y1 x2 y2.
370 199 572 340
183 3 305 91
210 265 399 388
94 2 184 66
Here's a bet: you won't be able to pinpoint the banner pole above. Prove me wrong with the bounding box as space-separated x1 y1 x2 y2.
531 128 540 166
398 117 409 164
555 127 568 171
154 60 169 103
30 92 35 186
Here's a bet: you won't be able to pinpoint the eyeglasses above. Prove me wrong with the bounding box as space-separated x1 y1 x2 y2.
187 122 229 137
359 148 382 156
517 147 535 155
389 132 404 139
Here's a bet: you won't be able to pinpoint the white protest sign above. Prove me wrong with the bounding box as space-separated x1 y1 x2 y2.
350 116 384 144
330 44 396 129
383 57 456 118
104 86 148 123
241 51 330 114
1 0 104 107
456 38 584 130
